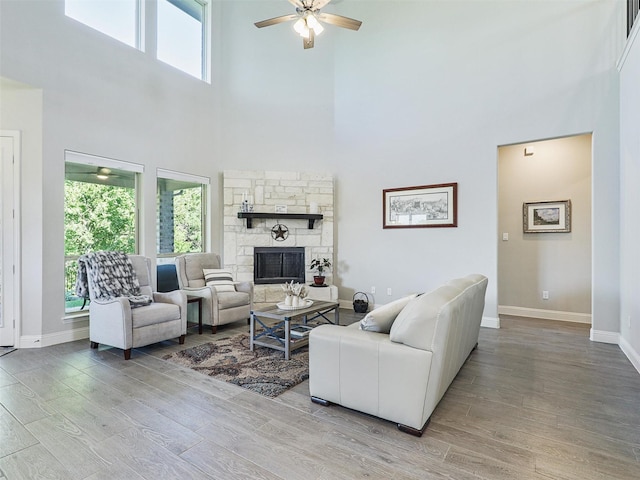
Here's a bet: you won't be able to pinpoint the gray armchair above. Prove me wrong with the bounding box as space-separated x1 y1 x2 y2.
84 254 187 360
175 253 253 333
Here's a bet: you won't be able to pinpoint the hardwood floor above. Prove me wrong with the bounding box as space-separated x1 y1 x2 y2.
1 312 639 479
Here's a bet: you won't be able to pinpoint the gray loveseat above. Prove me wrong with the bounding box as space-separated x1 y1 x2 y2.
309 274 488 436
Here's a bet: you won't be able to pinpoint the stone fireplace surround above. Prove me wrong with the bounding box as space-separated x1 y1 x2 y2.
223 170 334 305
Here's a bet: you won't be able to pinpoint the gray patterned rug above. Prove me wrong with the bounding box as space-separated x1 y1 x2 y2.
162 333 308 397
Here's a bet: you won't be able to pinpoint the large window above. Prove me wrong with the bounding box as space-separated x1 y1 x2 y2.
64 152 142 313
65 0 142 49
157 0 207 80
157 169 208 258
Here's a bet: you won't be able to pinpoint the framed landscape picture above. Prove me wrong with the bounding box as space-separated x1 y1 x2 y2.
383 182 457 229
523 200 571 233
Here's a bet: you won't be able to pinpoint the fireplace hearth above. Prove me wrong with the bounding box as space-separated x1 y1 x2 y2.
254 247 305 285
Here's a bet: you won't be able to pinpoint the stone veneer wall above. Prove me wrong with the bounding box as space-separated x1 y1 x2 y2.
223 170 334 304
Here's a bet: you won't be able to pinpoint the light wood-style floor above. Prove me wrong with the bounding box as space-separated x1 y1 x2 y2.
1 312 639 479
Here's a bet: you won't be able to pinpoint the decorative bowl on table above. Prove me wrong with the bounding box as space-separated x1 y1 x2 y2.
277 299 313 310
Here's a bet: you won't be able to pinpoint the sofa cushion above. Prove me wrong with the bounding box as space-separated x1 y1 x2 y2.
203 268 236 292
132 302 181 328
359 294 418 333
389 285 462 351
217 291 251 309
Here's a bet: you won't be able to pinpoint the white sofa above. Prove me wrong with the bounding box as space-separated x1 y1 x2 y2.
309 274 488 436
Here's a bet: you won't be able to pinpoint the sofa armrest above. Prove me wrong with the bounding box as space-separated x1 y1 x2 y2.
234 281 253 296
309 324 433 430
89 297 133 349
153 290 187 333
153 290 186 306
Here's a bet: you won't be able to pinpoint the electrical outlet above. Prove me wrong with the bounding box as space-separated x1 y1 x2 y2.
387 288 392 296
371 286 376 294
542 290 549 300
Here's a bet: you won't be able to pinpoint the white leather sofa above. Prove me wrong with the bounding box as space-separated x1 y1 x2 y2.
309 274 488 436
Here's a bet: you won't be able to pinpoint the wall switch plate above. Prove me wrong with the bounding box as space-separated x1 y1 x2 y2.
387 288 392 296
502 232 509 241
542 290 549 300
371 286 376 294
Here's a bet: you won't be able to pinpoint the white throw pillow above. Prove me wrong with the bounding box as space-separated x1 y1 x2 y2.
359 294 418 333
203 268 236 292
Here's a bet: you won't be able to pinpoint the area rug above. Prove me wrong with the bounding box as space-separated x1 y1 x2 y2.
162 333 308 397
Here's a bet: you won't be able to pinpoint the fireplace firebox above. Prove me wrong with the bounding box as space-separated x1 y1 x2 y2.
254 247 305 285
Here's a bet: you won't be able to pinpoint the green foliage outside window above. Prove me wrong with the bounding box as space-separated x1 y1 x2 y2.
64 179 136 311
171 186 203 253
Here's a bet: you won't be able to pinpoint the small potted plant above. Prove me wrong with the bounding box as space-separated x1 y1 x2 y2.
310 257 332 286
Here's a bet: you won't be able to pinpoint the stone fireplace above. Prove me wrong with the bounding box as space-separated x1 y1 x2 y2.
223 170 334 304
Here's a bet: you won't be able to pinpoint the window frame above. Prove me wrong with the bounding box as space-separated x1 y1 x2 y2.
65 0 144 51
156 168 210 260
156 0 209 81
64 151 144 315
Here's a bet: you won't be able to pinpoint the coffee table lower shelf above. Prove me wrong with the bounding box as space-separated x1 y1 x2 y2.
250 301 340 360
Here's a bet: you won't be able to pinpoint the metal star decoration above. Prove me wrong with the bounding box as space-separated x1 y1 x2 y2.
271 223 289 241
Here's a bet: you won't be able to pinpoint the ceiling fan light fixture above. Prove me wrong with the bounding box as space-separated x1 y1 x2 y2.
293 17 308 37
254 0 362 49
96 167 111 180
306 14 324 35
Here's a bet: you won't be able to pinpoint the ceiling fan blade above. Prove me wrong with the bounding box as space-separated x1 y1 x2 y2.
317 12 362 31
310 0 333 10
288 0 305 8
255 14 298 28
303 28 315 49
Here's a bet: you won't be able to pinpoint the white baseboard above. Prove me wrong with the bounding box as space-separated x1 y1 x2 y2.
19 327 89 349
481 316 500 329
339 299 355 310
589 328 620 344
619 336 640 374
498 305 591 324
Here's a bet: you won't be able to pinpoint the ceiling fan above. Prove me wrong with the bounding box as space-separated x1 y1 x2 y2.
72 167 120 180
255 0 362 49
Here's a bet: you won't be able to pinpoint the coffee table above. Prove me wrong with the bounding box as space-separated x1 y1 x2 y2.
250 300 340 360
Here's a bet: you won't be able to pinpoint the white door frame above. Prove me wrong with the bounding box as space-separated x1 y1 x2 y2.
0 130 21 347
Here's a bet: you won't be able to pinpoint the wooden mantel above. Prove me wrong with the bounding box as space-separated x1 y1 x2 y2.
237 212 323 229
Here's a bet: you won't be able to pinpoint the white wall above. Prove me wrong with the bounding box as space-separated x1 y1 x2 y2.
0 0 626 344
0 0 221 344
0 79 43 339
221 1 623 330
619 22 640 370
498 135 592 321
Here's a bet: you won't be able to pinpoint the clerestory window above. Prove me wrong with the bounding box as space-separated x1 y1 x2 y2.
157 0 208 80
65 0 142 50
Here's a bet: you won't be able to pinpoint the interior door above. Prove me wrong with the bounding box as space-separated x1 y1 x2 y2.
0 133 18 346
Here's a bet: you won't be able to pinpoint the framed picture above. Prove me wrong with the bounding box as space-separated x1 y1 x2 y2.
383 183 457 229
274 205 288 214
523 200 571 233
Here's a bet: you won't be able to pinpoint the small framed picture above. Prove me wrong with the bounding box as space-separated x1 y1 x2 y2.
523 200 571 233
274 205 288 214
383 183 457 228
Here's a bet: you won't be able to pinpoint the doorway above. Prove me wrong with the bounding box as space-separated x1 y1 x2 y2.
497 134 592 326
0 131 20 347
